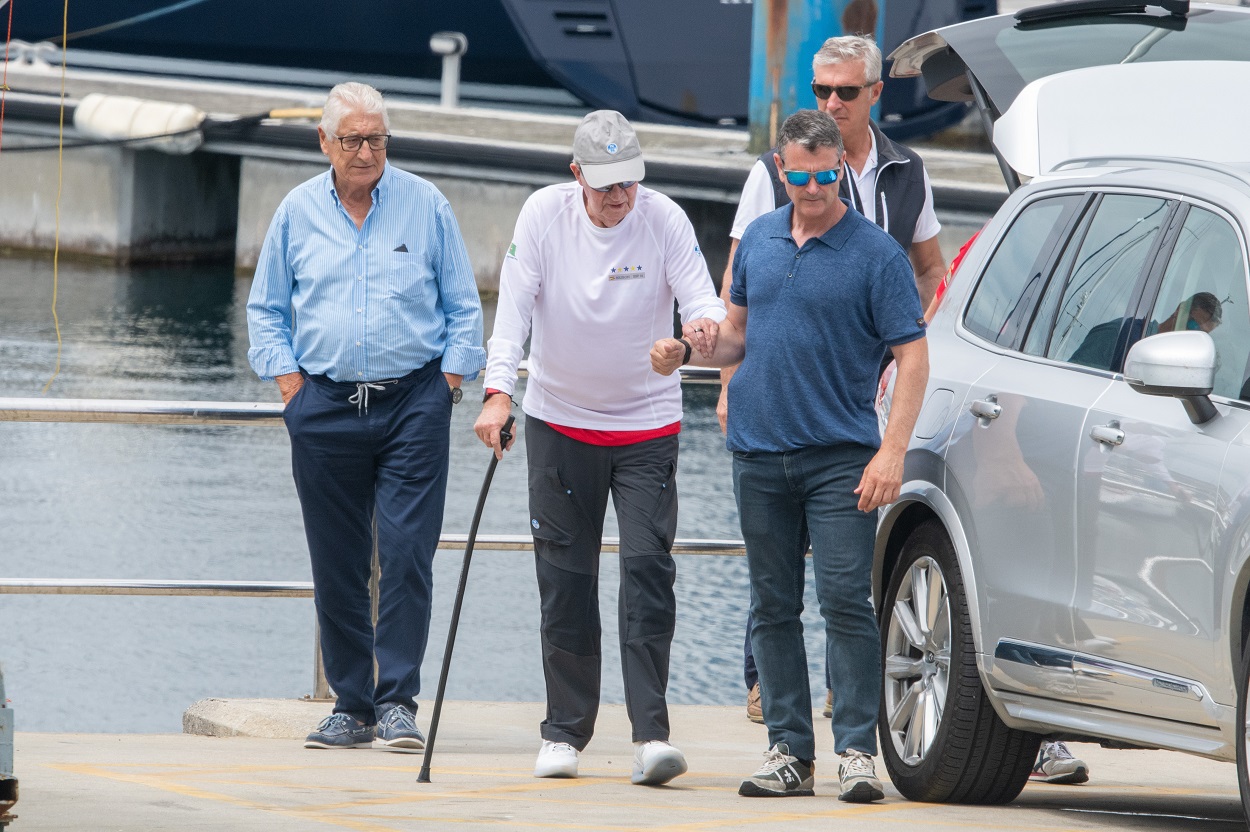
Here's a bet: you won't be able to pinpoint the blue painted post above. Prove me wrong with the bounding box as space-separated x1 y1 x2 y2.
747 0 885 153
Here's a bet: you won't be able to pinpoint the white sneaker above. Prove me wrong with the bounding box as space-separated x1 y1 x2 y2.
631 740 688 786
534 740 579 778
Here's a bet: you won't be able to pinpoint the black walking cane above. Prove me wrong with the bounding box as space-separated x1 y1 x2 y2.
418 414 515 783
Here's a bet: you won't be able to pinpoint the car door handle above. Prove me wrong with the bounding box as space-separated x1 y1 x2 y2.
1090 423 1124 446
1076 667 1114 679
969 399 1001 420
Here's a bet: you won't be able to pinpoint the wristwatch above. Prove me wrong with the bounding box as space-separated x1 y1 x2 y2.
450 387 463 404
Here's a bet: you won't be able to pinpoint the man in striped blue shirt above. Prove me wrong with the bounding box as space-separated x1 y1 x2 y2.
247 82 485 753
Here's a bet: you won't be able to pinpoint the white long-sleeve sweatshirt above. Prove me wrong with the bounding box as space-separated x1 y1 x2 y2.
484 181 726 430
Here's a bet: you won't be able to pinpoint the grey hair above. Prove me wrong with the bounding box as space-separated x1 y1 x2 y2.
321 82 390 136
776 110 844 161
812 35 882 84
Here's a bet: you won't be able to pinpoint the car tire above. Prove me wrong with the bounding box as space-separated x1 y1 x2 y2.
879 519 1041 803
1236 638 1250 826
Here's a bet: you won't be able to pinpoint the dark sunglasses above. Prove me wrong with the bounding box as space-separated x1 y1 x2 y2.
781 168 839 187
588 180 638 193
810 81 875 102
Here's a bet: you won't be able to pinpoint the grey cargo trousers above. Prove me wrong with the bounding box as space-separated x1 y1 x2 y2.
525 417 680 750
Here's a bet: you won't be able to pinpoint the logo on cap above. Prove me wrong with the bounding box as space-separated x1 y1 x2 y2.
606 142 619 155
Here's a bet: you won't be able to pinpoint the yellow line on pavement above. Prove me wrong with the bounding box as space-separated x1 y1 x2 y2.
47 763 412 832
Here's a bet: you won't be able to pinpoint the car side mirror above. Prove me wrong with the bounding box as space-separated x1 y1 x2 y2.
1123 331 1218 424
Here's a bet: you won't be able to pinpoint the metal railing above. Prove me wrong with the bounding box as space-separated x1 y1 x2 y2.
0 378 742 699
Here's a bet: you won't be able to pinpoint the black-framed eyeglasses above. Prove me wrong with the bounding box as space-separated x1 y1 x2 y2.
336 134 391 152
588 180 638 193
810 81 876 102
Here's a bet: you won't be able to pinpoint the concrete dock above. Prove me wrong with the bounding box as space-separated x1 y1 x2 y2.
10 699 1245 831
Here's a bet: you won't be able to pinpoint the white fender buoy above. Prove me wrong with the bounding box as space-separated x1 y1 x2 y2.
73 93 205 155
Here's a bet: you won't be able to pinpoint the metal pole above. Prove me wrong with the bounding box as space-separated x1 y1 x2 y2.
429 32 468 109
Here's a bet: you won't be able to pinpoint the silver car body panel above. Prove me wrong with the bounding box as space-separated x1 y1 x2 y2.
1074 386 1247 723
877 0 1250 790
881 159 1250 755
983 680 1235 762
990 639 1221 714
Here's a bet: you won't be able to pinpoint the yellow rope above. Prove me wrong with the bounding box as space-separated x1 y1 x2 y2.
40 0 68 395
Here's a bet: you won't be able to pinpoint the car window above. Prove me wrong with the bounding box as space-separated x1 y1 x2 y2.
996 12 1250 90
963 195 1079 347
928 7 1250 117
1146 206 1250 401
1045 194 1171 371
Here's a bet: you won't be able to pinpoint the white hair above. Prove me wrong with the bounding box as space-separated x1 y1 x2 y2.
812 35 882 84
320 82 390 136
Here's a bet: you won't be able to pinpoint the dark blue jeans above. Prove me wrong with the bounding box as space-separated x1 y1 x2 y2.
283 361 452 724
733 443 880 761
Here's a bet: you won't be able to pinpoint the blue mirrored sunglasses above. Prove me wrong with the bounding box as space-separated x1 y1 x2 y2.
589 180 638 193
782 168 839 187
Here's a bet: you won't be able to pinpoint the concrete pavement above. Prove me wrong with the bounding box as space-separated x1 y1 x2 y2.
8 699 1246 831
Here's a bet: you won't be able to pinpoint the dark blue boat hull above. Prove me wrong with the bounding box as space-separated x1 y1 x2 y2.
11 0 992 137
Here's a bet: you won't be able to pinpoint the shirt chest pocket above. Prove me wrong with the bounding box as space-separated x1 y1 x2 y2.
387 253 435 300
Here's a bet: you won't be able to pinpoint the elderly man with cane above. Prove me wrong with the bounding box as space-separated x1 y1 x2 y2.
475 110 724 785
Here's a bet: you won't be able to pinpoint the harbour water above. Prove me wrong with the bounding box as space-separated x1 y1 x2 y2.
0 216 979 734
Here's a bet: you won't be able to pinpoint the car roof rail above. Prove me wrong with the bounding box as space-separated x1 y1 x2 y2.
1015 0 1188 24
1053 155 1250 189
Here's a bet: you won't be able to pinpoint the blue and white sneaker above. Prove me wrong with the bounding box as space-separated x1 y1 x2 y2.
304 713 374 750
1031 741 1089 784
374 703 426 753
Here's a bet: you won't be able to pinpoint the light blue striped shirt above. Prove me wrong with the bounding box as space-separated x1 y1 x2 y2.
246 163 485 383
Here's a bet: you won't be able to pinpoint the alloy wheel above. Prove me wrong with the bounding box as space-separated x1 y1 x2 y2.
884 554 952 765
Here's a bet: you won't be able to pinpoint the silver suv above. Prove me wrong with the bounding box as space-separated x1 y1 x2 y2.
873 0 1250 820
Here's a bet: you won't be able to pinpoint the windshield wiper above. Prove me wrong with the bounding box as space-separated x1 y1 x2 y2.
1016 0 1188 24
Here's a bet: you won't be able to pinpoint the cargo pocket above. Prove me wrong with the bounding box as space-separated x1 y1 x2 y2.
622 460 678 558
528 466 591 574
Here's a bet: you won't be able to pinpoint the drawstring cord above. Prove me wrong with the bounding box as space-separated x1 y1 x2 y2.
348 379 397 415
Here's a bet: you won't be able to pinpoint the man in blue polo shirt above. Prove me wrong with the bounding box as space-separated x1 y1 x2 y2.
650 109 928 802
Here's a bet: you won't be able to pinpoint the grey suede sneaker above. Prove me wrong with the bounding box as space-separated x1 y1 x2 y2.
738 743 815 797
374 703 425 753
1030 741 1089 784
304 713 374 750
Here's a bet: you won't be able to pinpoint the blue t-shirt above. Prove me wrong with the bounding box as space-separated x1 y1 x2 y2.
727 200 925 453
